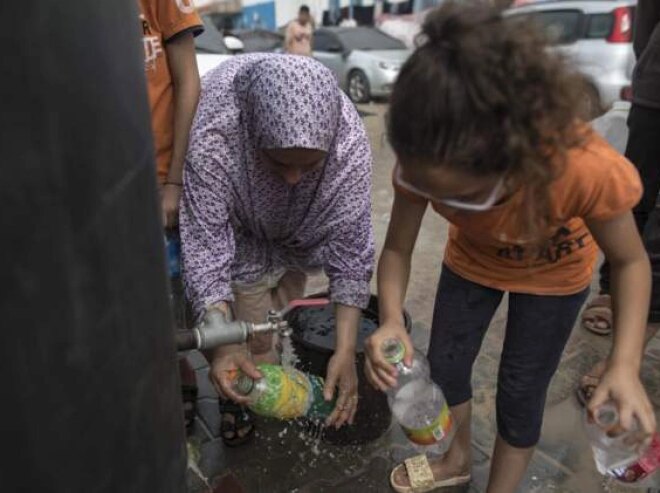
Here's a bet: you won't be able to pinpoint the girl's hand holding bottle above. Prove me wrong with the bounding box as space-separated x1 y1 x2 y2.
589 362 657 437
364 322 415 391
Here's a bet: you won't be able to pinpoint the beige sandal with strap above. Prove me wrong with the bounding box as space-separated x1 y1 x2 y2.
390 454 471 493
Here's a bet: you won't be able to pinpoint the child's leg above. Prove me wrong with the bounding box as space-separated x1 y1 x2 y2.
488 287 589 492
394 266 503 485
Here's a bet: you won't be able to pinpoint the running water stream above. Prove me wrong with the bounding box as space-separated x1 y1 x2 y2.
280 332 300 369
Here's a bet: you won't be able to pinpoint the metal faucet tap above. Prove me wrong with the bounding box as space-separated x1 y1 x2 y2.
175 298 329 352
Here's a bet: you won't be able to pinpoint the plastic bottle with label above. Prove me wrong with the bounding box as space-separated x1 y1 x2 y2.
607 435 660 488
585 402 660 488
233 363 335 421
164 228 181 279
382 338 454 455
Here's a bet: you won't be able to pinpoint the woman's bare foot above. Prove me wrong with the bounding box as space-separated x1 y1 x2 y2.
393 452 471 488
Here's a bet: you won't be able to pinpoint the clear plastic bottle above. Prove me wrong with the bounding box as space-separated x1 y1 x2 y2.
233 363 335 421
585 402 660 487
164 228 181 279
607 434 660 487
382 338 454 455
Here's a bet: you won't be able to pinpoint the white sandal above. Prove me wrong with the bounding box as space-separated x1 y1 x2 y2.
390 454 471 493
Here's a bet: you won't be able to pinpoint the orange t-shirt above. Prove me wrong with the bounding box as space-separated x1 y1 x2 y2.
138 0 202 182
396 132 643 295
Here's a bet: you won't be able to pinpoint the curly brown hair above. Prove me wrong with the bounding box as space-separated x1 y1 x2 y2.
387 1 588 239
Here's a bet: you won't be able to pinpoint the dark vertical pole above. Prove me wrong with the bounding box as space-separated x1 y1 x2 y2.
0 1 186 492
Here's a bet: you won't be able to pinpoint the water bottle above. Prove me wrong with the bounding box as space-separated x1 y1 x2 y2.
164 228 181 279
608 434 660 487
585 402 660 487
233 364 336 421
382 338 454 454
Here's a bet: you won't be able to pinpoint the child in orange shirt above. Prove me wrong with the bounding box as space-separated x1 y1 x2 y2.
138 0 202 226
364 4 656 492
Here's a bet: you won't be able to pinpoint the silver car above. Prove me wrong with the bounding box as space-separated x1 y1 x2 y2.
313 27 411 103
194 15 243 77
506 0 636 116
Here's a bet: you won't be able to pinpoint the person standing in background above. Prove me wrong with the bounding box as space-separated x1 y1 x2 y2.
285 5 314 56
577 0 660 404
138 0 203 429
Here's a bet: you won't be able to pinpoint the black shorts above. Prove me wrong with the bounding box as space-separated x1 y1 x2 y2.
428 266 589 448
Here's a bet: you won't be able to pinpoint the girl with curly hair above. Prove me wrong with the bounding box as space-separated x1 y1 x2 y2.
364 3 656 492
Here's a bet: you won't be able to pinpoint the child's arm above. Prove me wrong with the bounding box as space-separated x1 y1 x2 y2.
365 190 427 391
162 32 200 227
587 211 657 434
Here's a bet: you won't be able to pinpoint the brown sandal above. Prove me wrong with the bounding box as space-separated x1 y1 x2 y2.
576 360 607 407
581 294 612 336
576 373 600 407
179 357 198 431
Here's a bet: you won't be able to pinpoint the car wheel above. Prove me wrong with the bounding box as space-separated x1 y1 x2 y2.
579 84 603 120
347 70 371 104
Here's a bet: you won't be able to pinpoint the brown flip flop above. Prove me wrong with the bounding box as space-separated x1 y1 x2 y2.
576 373 601 407
581 295 612 336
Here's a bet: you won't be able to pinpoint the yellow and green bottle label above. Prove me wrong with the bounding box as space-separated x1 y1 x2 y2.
401 403 453 446
249 364 334 420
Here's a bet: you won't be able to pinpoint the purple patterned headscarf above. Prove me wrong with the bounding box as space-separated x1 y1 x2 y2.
180 54 374 317
247 57 340 150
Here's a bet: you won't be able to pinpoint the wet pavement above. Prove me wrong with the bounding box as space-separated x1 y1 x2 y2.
184 103 660 493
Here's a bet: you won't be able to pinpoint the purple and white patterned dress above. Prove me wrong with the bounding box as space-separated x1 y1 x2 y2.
180 54 374 317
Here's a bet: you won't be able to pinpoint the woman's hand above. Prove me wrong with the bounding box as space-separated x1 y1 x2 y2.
364 322 413 392
323 350 358 428
209 344 262 404
588 362 657 436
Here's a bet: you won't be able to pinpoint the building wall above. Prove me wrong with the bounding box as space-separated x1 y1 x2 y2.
277 0 377 27
237 0 388 30
241 0 276 29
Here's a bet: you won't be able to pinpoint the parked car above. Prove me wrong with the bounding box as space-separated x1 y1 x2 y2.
312 27 411 103
230 29 284 53
506 0 636 117
591 101 630 154
376 0 446 48
195 15 244 77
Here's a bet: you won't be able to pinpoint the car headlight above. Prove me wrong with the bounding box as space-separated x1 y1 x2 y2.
378 61 400 71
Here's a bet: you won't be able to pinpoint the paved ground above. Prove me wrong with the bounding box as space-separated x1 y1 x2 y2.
184 103 660 493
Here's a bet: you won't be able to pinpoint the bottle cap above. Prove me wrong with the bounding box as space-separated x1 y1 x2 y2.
382 338 405 364
233 373 255 396
594 404 618 429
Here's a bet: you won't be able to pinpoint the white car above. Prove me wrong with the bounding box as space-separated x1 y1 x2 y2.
506 0 637 116
313 27 411 103
591 101 630 153
195 15 243 77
